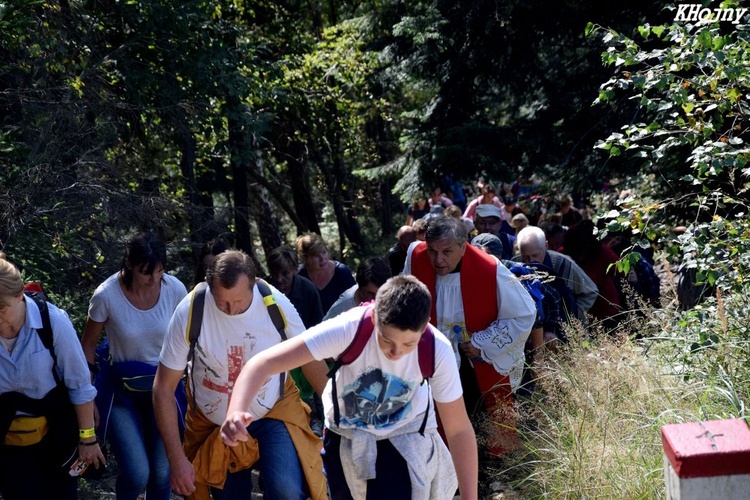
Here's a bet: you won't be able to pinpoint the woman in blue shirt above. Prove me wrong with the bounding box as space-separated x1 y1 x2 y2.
0 253 105 500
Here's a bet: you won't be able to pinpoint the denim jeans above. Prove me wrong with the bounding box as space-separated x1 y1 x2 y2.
211 417 307 500
108 391 171 500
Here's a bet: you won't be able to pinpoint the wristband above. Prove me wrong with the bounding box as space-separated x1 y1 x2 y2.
79 440 100 446
79 428 96 439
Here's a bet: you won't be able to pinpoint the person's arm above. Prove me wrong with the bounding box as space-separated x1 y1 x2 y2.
74 401 106 468
300 359 329 396
153 363 196 497
80 318 105 368
221 335 315 445
435 397 478 500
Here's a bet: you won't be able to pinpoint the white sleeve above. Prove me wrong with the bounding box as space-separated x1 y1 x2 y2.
469 263 536 378
159 297 191 371
303 307 363 361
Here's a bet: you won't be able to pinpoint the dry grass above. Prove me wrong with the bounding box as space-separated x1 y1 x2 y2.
499 329 735 499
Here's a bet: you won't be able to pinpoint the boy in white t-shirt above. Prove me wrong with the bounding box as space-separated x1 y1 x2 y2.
221 275 478 500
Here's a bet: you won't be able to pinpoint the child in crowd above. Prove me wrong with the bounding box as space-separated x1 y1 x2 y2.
220 275 478 500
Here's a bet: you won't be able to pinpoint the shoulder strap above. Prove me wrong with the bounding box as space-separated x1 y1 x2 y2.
25 292 62 385
185 286 206 415
256 279 287 340
417 327 435 380
186 286 206 357
256 279 288 400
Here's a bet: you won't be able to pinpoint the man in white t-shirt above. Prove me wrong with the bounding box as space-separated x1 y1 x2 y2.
221 275 478 500
152 250 329 499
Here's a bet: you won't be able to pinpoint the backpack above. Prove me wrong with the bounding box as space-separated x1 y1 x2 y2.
525 261 579 322
325 305 436 435
185 279 288 410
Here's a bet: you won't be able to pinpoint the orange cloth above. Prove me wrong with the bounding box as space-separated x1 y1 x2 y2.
183 377 327 500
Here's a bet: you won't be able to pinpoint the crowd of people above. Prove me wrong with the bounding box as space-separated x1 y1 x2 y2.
0 178 663 499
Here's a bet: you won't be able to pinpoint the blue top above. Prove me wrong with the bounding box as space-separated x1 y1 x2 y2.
0 296 96 405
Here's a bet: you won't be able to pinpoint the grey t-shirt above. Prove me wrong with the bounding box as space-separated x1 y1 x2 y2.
323 284 358 321
88 272 187 364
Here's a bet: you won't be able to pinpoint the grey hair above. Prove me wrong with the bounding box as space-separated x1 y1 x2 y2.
516 226 547 250
424 216 467 244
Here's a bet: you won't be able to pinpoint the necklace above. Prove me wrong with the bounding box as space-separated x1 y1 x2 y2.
0 335 17 354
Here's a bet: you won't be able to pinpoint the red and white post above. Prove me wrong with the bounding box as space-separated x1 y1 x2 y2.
662 418 750 499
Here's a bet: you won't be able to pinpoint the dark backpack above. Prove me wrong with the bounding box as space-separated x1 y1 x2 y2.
185 279 288 409
326 305 436 435
526 261 579 322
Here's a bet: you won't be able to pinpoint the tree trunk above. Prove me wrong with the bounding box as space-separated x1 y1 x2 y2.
227 109 263 273
286 141 321 235
249 154 282 263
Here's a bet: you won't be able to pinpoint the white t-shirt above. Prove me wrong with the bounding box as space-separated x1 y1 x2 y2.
303 306 462 437
160 281 305 426
88 273 187 364
403 243 537 389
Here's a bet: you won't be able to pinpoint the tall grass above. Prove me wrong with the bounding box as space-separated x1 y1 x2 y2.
498 286 749 499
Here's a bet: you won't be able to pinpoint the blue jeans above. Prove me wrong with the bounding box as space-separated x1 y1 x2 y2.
108 391 171 500
211 417 307 500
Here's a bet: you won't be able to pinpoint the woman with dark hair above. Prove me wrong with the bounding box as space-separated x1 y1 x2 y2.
0 254 105 499
81 232 187 500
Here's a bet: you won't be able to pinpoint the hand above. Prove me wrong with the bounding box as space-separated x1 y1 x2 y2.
170 454 197 496
221 411 254 446
77 440 106 469
459 341 482 361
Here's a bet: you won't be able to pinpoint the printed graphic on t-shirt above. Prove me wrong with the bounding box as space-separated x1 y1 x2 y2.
341 368 414 428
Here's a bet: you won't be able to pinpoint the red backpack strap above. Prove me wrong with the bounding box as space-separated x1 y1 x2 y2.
417 326 435 380
327 306 376 427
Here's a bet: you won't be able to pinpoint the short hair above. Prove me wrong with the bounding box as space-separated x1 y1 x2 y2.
516 226 547 250
267 246 299 275
295 233 327 262
0 253 24 305
206 250 256 289
424 215 467 244
374 275 431 331
121 232 167 290
355 257 392 288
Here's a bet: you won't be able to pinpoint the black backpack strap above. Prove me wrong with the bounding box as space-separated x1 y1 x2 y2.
327 306 375 427
256 279 288 400
185 286 206 415
25 292 61 385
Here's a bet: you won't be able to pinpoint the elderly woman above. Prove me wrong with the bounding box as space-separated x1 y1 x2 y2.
0 253 105 500
81 232 187 500
295 233 355 315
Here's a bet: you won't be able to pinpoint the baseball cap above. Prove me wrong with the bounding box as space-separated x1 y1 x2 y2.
475 204 503 219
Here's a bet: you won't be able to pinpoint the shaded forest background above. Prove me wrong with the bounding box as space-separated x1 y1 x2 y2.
0 1 733 326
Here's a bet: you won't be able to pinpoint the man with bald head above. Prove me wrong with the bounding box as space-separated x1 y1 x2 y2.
385 225 417 276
